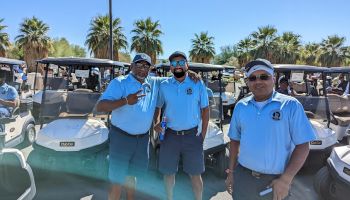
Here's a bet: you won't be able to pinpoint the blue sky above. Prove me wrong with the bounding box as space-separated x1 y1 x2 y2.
2 0 350 59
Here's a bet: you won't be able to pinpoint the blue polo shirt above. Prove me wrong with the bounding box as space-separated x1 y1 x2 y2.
100 75 161 135
228 91 316 174
157 76 209 131
0 83 19 112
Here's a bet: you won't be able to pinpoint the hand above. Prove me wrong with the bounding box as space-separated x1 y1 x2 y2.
126 89 146 105
225 172 234 195
270 175 292 200
187 70 201 82
153 122 163 133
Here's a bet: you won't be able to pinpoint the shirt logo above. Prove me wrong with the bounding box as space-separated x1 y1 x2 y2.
271 110 281 121
186 88 193 95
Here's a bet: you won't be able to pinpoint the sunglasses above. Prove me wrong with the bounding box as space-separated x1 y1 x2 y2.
248 74 271 82
170 60 186 67
135 63 151 70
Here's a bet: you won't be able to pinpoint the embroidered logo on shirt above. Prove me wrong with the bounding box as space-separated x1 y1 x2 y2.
271 110 281 121
186 88 193 95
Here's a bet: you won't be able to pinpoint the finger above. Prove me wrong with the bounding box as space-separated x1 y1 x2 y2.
137 94 146 98
273 189 278 200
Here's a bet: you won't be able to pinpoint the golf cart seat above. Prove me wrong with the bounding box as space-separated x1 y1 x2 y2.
74 88 93 93
327 94 350 126
48 77 68 90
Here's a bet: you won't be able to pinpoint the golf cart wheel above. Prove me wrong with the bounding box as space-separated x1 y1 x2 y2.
23 123 36 146
313 166 332 200
214 148 229 178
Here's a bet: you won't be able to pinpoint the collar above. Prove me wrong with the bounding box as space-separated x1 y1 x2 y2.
127 73 144 84
245 90 282 104
170 74 190 84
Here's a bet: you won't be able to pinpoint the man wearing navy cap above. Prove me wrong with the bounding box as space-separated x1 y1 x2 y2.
225 59 316 200
154 51 209 200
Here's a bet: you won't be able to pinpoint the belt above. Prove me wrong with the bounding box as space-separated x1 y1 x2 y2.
167 127 198 135
111 125 148 138
239 164 279 179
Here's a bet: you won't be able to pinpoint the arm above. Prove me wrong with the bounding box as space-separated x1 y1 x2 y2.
96 89 145 112
153 107 163 133
0 98 18 108
225 140 240 194
200 106 209 139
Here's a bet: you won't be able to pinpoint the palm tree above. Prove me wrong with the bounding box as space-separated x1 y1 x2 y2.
130 17 163 64
250 25 278 61
189 32 215 63
236 37 254 66
0 18 11 57
274 32 301 64
85 15 128 60
15 16 52 72
318 35 348 67
299 43 320 66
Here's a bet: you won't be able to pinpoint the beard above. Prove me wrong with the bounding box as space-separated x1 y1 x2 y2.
173 69 186 78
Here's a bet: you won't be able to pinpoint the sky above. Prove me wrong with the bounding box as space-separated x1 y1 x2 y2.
2 0 350 59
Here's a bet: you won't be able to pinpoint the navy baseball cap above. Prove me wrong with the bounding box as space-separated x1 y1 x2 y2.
245 59 274 77
169 51 187 61
132 53 152 65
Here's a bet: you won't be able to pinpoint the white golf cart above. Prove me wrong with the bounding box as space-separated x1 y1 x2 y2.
155 62 230 177
27 57 124 181
274 65 337 169
0 117 36 200
326 67 350 144
0 57 36 148
314 145 350 200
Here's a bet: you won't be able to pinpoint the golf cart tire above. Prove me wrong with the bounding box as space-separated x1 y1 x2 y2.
23 123 36 146
214 148 229 178
313 166 332 200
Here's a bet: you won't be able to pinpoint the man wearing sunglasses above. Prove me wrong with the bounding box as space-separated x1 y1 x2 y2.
225 59 315 200
154 51 209 200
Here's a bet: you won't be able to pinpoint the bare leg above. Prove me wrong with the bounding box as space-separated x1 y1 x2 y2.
125 176 136 200
190 175 203 200
108 184 122 200
164 174 176 200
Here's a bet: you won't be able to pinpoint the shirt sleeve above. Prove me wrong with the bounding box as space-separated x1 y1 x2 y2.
228 104 241 141
289 100 316 145
99 79 123 101
199 81 209 108
7 87 19 100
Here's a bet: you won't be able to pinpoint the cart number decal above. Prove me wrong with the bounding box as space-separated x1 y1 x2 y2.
344 167 350 176
310 140 322 145
60 142 75 147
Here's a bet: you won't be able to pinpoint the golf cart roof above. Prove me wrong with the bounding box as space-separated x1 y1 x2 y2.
38 57 124 67
156 62 224 72
0 57 25 66
274 64 329 73
327 67 350 73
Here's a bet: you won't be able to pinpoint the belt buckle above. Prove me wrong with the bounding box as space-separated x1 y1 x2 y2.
176 130 185 135
251 171 261 179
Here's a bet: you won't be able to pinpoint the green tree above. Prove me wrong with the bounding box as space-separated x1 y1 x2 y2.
274 32 301 64
50 38 86 57
0 18 11 57
7 43 24 60
85 15 128 60
130 17 163 64
189 32 215 63
15 16 52 72
214 45 236 65
299 43 320 66
318 35 348 67
236 37 254 67
250 25 278 61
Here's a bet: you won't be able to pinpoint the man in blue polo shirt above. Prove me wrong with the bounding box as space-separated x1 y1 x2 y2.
0 72 19 131
154 51 209 200
225 59 316 200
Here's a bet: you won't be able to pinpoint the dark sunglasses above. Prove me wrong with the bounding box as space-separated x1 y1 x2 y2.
135 63 151 70
170 60 186 67
248 74 271 81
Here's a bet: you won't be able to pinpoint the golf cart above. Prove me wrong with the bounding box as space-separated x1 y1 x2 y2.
0 117 36 200
155 62 230 177
314 145 350 200
27 57 124 180
326 67 350 144
0 57 36 148
274 65 337 168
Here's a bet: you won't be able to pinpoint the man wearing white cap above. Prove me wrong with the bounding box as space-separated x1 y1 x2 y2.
225 59 316 200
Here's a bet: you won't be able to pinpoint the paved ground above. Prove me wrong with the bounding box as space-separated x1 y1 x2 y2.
15 122 321 200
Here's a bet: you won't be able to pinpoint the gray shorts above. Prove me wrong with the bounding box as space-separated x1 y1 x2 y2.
159 128 204 175
108 126 149 184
